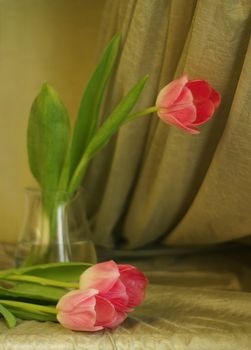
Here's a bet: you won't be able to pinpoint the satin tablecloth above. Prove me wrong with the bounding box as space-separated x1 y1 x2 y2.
0 244 251 350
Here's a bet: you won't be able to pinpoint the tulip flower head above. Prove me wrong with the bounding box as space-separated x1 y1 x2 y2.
80 260 148 312
56 261 148 332
156 75 221 134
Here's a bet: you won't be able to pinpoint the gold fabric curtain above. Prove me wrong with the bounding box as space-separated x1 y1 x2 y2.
85 0 251 249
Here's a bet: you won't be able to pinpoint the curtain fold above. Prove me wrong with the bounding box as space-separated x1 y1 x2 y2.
84 0 251 248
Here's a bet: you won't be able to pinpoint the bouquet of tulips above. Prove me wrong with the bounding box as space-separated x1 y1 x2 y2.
26 31 220 240
22 33 220 265
27 33 220 194
0 261 148 331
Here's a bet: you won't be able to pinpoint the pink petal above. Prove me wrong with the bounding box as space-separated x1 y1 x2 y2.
103 279 129 312
119 266 148 308
80 260 120 294
56 289 102 332
159 112 199 134
156 75 188 109
57 311 102 332
173 86 194 106
56 289 98 312
210 88 221 109
193 100 215 126
186 80 211 103
95 295 117 327
158 102 197 125
105 311 127 329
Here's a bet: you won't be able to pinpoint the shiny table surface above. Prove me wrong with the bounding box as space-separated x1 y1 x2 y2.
0 243 251 350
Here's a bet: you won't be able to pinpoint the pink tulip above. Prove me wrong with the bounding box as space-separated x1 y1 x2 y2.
56 288 126 332
156 75 221 134
80 260 148 312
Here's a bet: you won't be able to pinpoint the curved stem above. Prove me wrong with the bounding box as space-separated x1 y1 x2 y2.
0 300 57 315
126 106 158 122
2 274 79 289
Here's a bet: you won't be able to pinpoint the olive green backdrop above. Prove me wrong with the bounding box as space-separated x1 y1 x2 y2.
0 0 104 242
1 0 250 249
84 0 251 249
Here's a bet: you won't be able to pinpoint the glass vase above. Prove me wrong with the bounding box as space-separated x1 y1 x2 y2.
15 187 97 267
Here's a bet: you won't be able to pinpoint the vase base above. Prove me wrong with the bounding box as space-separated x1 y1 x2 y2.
15 240 97 267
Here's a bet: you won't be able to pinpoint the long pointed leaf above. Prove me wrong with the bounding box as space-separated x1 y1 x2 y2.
61 33 121 189
68 75 148 193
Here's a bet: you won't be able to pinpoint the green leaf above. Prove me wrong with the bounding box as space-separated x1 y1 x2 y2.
0 283 66 302
5 306 57 322
27 83 70 190
0 300 57 322
0 262 90 282
60 33 121 189
0 304 16 328
68 75 149 193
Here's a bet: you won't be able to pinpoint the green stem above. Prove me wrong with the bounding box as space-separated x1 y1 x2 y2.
58 144 72 191
0 300 57 315
2 274 79 289
68 154 89 193
126 106 158 122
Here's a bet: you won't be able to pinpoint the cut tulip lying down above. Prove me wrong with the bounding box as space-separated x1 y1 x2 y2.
56 260 148 331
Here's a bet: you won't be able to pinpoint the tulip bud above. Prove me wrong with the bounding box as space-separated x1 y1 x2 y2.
156 75 221 134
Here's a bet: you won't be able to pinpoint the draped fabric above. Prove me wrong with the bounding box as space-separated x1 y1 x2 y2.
84 0 251 249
